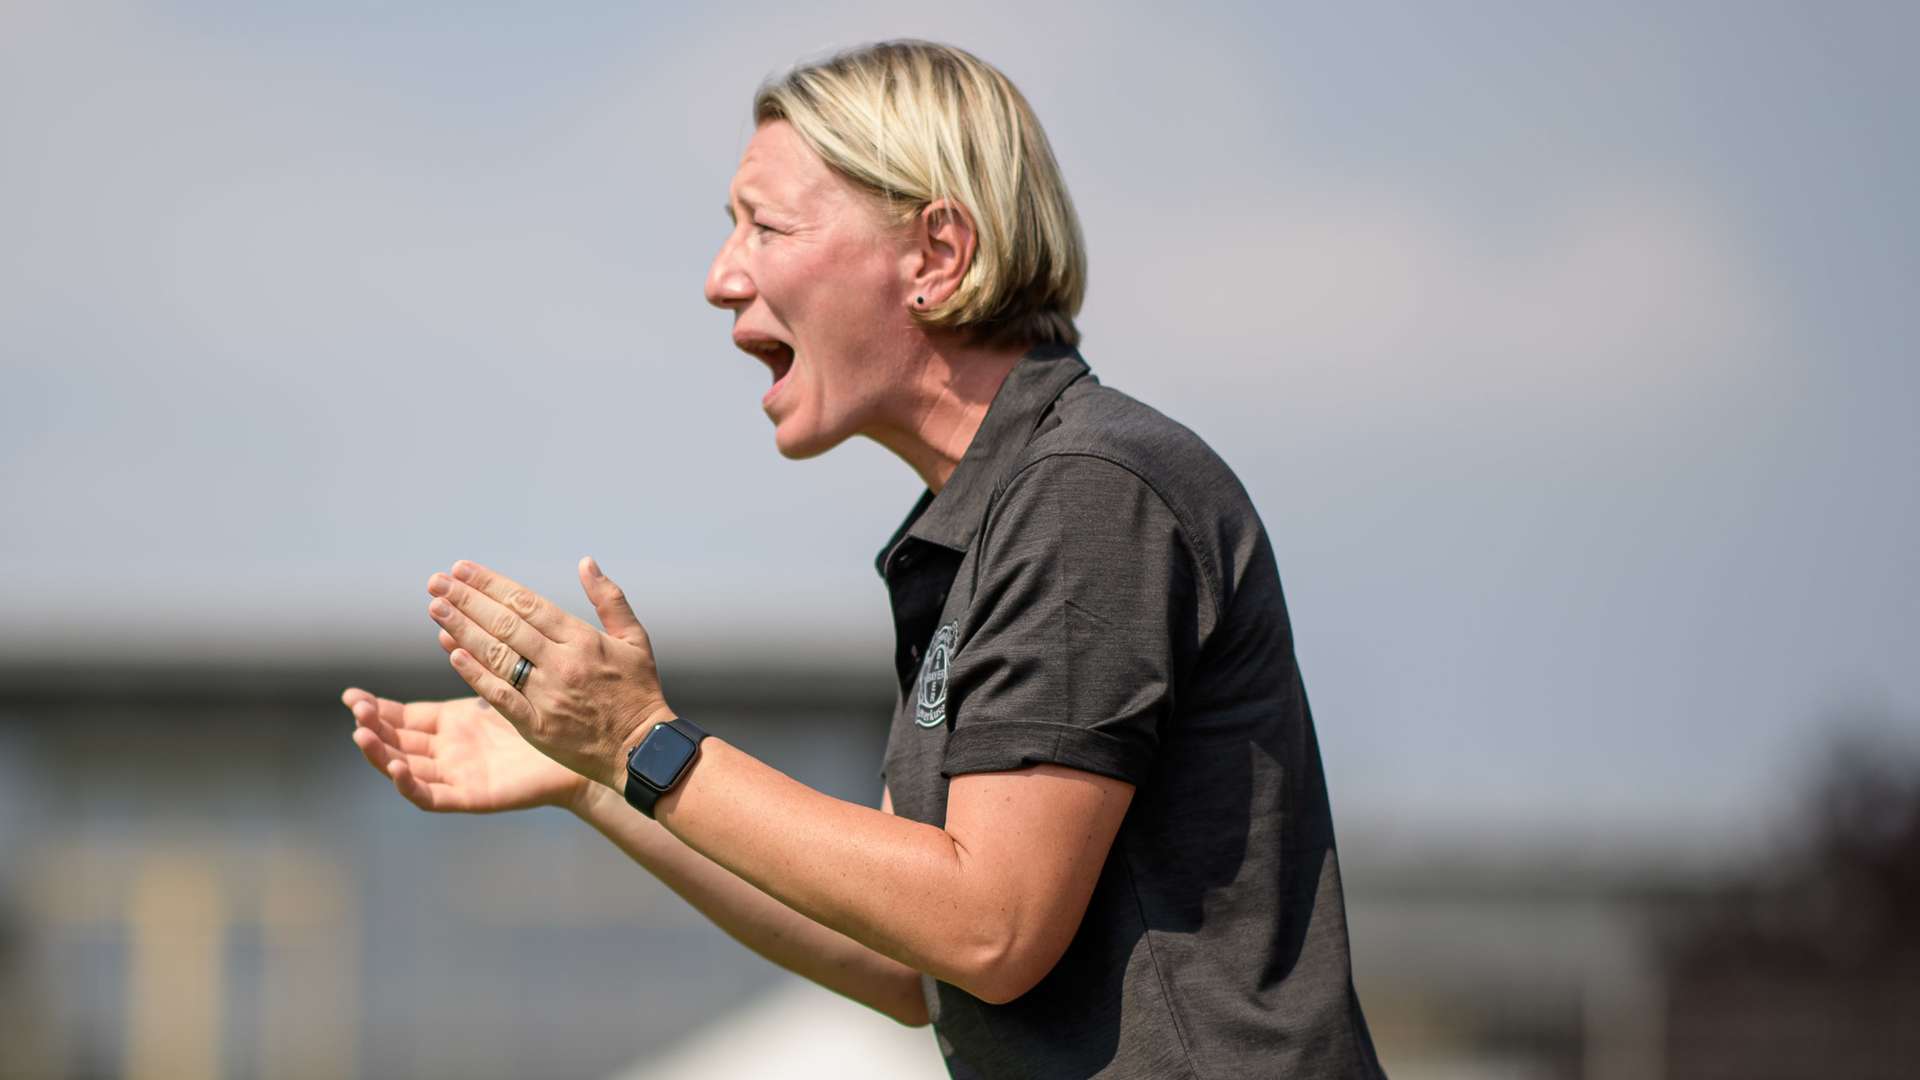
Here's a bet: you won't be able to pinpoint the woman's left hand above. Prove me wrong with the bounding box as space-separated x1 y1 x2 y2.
425 556 673 791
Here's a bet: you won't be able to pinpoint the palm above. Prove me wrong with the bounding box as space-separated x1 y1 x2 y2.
346 690 585 813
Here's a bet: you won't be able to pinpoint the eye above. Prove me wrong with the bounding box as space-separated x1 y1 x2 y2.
752 220 780 235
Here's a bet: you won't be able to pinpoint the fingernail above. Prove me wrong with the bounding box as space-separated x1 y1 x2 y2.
427 575 449 596
584 556 601 577
431 599 452 618
451 562 474 581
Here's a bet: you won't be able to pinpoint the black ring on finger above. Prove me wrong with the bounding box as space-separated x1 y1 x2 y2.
510 656 533 690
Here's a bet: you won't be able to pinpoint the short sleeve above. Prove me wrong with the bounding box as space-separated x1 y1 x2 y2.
941 454 1203 786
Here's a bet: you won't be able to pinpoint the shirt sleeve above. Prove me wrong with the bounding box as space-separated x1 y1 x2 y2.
941 453 1204 786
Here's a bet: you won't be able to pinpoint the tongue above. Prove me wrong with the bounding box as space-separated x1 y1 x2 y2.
763 351 794 406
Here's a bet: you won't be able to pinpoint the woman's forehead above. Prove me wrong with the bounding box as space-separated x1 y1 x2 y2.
730 122 840 210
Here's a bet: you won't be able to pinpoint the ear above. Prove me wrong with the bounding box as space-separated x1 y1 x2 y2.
907 198 978 310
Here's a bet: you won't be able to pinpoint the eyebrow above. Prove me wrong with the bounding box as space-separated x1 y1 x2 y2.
724 187 788 227
724 188 762 226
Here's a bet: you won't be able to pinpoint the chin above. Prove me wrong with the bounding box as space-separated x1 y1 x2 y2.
772 421 845 461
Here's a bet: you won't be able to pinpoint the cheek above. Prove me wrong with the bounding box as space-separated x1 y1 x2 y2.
774 235 906 417
790 254 897 352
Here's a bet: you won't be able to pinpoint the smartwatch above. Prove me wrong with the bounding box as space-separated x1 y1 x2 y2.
622 717 709 818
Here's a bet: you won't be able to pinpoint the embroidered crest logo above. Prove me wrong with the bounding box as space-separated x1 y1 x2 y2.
914 622 956 728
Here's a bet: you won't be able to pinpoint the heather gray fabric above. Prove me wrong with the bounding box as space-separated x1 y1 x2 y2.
877 346 1387 1079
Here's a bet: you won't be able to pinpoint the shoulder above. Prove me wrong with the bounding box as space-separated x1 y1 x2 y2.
1026 380 1249 508
992 380 1266 616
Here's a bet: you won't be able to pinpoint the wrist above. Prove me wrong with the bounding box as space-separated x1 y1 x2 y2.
610 703 678 791
565 775 610 819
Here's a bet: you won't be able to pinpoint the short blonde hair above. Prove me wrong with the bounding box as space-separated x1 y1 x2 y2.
754 40 1086 348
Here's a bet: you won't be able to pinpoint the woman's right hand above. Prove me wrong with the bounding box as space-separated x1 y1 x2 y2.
344 687 591 813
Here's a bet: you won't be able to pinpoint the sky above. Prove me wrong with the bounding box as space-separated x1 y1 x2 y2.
3 0 1915 850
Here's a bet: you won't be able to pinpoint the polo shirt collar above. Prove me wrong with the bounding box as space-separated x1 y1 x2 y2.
882 343 1090 565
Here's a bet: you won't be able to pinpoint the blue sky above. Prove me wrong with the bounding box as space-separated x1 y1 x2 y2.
3 1 1915 849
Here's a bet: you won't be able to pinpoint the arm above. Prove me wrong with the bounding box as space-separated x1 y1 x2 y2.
344 688 929 1025
423 557 1137 1005
569 780 934 1025
653 742 1133 1005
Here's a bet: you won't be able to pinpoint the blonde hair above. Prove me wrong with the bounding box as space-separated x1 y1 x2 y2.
754 40 1086 348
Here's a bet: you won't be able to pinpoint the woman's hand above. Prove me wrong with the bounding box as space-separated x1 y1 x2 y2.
344 689 589 813
423 556 673 791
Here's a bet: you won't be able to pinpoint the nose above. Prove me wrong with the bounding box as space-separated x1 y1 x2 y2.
705 230 753 310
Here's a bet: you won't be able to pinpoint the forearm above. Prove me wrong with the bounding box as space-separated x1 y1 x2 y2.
650 739 1016 1000
570 781 929 1026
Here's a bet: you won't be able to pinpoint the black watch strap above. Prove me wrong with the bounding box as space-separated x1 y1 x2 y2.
623 717 710 818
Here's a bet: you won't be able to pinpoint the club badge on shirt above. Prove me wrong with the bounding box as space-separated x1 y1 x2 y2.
914 622 956 728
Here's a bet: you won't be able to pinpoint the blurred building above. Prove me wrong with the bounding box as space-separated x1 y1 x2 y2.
0 651 1908 1079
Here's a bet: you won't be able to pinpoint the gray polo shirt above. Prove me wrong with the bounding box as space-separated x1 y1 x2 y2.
877 346 1387 1079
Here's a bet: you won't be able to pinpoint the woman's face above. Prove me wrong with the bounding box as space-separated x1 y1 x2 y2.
706 120 917 459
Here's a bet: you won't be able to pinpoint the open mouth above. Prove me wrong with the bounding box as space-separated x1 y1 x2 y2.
736 336 796 404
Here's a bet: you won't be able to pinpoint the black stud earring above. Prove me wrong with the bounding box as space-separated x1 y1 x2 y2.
915 296 925 306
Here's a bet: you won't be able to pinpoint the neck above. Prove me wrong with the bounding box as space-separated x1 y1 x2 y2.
867 337 1029 493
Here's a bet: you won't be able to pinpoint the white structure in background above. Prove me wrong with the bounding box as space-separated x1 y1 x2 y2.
615 975 948 1080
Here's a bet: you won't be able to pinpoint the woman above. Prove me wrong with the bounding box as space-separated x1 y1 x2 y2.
346 40 1385 1079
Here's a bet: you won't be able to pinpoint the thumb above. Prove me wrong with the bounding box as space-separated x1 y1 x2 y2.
579 556 648 646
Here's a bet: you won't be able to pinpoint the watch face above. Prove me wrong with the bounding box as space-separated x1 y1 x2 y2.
629 723 697 790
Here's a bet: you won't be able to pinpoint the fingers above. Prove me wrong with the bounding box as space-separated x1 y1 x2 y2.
428 573 552 681
343 687 444 743
344 691 389 741
387 756 464 812
351 724 409 776
351 698 432 754
445 560 582 642
448 647 536 731
578 556 648 645
385 754 434 808
350 717 443 787
349 706 451 806
391 696 441 734
344 689 464 812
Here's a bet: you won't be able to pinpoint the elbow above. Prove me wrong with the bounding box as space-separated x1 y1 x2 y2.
965 974 1038 1008
961 958 1050 1007
950 933 1065 1006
